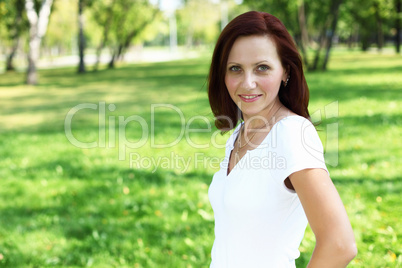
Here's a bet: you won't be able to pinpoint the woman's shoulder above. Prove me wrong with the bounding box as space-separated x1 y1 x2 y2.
274 114 313 132
272 114 320 149
272 113 324 160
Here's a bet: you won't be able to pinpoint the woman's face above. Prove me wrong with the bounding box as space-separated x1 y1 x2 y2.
225 35 287 121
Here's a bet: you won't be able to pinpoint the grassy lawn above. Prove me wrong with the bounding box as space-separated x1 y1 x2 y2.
0 49 401 267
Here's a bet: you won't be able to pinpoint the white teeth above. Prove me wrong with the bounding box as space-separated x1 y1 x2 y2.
242 95 258 99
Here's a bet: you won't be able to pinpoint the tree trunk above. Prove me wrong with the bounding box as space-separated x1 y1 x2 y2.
108 51 116 69
116 43 125 61
297 0 310 68
94 20 111 71
78 0 86 73
348 24 359 49
6 37 20 71
169 13 178 53
106 6 158 67
347 33 353 49
93 1 116 71
361 30 370 51
311 24 327 71
396 0 401 53
374 1 384 51
118 31 137 60
311 39 323 70
322 0 343 70
107 44 123 69
6 1 24 71
94 37 106 71
25 0 54 85
27 35 41 84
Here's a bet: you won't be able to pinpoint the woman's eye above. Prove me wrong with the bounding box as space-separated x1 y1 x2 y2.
257 65 269 71
229 66 241 72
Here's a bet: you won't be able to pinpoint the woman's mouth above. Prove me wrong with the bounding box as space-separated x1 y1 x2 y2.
239 94 262 102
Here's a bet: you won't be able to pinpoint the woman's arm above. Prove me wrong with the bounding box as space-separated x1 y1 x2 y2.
289 168 357 267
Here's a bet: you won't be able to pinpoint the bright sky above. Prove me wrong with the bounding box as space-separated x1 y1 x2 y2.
149 0 182 11
151 0 242 12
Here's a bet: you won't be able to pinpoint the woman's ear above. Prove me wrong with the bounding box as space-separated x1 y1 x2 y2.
282 66 290 82
282 65 290 81
282 66 291 87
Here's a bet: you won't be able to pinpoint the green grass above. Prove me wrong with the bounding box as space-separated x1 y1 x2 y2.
0 50 401 267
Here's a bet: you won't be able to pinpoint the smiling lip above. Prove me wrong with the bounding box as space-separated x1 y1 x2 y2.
239 94 262 102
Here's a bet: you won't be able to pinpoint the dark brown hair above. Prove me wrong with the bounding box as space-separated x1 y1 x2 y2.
208 11 310 132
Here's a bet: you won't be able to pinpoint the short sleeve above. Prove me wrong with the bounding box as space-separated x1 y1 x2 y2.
269 116 329 187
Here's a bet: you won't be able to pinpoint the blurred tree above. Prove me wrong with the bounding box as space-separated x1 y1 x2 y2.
25 0 54 84
374 1 384 50
77 0 95 73
78 0 86 73
241 0 299 40
91 0 116 71
106 0 160 68
176 0 221 47
243 0 343 70
396 0 401 53
44 1 77 56
341 0 394 52
297 0 309 67
0 0 28 71
311 0 343 70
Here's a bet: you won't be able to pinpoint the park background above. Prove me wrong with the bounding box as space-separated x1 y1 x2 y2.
0 0 401 267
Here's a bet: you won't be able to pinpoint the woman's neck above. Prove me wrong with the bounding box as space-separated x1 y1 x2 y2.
242 101 283 131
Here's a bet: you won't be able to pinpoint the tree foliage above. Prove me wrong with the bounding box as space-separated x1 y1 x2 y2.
340 0 395 51
0 0 400 78
242 0 343 70
45 0 77 55
242 0 399 70
0 0 28 71
176 0 221 47
89 0 161 68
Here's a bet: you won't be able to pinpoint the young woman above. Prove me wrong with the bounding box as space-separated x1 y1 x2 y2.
207 11 357 267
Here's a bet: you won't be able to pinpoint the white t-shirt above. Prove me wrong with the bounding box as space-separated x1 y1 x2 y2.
208 115 329 268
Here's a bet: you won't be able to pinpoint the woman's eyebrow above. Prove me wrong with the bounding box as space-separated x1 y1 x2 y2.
227 60 270 65
255 60 269 65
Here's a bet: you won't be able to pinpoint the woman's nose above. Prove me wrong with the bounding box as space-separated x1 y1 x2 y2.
241 72 257 90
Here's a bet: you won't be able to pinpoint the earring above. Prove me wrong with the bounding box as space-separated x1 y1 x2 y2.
284 76 290 87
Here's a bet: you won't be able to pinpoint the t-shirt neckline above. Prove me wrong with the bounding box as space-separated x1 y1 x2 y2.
226 115 302 177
